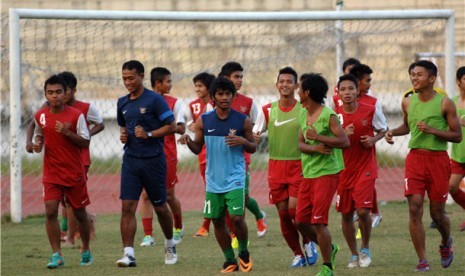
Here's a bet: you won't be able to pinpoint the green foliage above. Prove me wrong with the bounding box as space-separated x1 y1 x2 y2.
2 204 464 275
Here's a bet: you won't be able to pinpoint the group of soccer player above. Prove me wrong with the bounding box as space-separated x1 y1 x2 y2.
28 57 465 275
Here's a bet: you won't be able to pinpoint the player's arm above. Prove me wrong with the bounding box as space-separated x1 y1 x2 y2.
56 114 90 148
178 116 205 154
225 117 257 153
87 103 105 136
173 100 187 135
32 118 44 153
136 120 176 139
252 106 267 143
298 129 332 155
417 97 461 143
304 114 349 149
385 97 410 144
361 108 388 148
26 102 48 152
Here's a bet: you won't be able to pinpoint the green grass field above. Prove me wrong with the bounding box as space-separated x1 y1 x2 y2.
1 202 464 275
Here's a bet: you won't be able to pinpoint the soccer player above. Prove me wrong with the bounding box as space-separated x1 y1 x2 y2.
334 74 387 268
178 77 256 273
186 72 216 237
403 61 448 99
31 74 93 268
348 64 388 228
138 67 186 246
26 72 103 244
449 66 465 230
219 61 268 245
385 60 461 272
116 60 177 267
296 73 349 276
253 67 318 267
330 57 362 109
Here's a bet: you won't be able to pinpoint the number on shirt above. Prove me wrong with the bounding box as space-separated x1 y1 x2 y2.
192 103 201 116
39 113 46 126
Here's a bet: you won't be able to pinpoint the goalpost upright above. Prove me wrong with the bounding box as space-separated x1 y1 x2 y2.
8 8 455 223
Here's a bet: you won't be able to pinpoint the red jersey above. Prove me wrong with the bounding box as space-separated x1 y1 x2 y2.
163 95 179 163
332 93 377 110
71 100 91 166
335 103 378 189
34 106 89 186
232 93 253 164
188 98 210 165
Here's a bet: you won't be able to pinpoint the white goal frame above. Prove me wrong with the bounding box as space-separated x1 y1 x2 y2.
8 8 455 222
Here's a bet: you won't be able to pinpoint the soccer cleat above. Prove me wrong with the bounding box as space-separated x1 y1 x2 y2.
316 264 334 276
47 252 64 269
140 235 155 247
439 237 454 268
330 243 339 269
80 250 94 267
256 211 268 238
356 228 362 239
220 261 239 273
459 221 465 231
173 226 184 245
414 260 430 272
304 241 318 266
238 251 253 272
371 213 383 228
165 245 178 265
231 237 239 249
347 255 359 268
290 255 307 267
116 254 136 267
359 248 372 268
194 226 209 237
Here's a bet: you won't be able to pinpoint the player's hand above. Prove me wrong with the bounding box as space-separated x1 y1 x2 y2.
177 134 191 145
344 123 355 136
360 135 375 148
120 128 128 143
225 135 245 147
26 141 34 153
253 132 261 144
305 125 318 140
384 131 394 144
314 143 332 155
417 121 435 134
33 140 43 153
55 120 70 136
134 125 148 139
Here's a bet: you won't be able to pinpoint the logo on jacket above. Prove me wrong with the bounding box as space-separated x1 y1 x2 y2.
228 129 237 136
140 107 146 114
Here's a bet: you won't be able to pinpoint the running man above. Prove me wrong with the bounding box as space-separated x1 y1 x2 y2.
296 73 349 276
139 67 186 246
253 67 318 267
179 77 256 273
31 74 93 268
334 74 387 268
385 60 461 271
116 60 177 267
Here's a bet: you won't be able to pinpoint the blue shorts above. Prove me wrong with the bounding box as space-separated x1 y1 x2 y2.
120 154 167 206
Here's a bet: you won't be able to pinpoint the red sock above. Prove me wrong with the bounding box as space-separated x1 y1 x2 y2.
278 209 304 256
451 189 465 209
142 218 153 236
202 218 211 230
372 188 379 214
225 211 235 236
173 213 183 229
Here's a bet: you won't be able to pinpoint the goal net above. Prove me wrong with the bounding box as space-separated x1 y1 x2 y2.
2 9 457 221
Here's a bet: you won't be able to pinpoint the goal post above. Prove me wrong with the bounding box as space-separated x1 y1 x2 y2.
7 8 456 223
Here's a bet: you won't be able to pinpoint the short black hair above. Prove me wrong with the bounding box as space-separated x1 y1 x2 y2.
408 62 416 74
277 67 298 83
337 74 358 90
456 66 465 80
342 58 361 72
122 60 144 74
349 64 373 80
218 61 243 78
193 72 216 89
58 71 77 89
414 60 437 76
209 77 236 99
300 73 328 104
150 67 171 87
44 74 67 92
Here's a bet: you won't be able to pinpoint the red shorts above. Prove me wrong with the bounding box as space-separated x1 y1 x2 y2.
451 159 465 175
269 181 301 204
43 182 90 209
268 160 302 204
336 179 375 214
199 163 206 185
405 149 451 203
296 174 339 225
84 165 90 180
166 158 179 190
